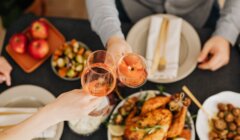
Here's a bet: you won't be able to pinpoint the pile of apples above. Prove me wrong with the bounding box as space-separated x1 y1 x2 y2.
9 19 50 59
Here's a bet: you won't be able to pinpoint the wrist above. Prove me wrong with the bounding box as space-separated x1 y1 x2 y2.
107 36 125 48
39 103 63 124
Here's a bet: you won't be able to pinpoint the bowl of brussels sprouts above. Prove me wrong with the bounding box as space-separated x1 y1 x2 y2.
51 39 91 81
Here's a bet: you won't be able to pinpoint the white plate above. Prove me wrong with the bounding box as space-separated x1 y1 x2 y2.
126 14 201 83
196 91 240 140
0 85 64 140
107 90 195 140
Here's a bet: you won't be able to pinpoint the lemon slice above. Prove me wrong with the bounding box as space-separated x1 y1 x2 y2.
108 124 125 136
145 91 156 101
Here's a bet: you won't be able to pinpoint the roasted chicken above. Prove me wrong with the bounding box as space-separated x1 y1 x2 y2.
115 93 191 140
141 96 171 114
124 108 172 140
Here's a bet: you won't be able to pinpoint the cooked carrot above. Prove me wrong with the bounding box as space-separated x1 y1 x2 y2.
71 39 77 46
78 47 85 55
58 68 67 77
54 49 63 56
53 55 59 61
63 43 68 49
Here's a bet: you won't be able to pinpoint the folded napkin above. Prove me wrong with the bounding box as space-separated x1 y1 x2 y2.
146 16 182 79
0 107 57 138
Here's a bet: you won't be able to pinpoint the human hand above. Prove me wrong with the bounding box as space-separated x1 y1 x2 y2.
45 89 103 122
0 57 12 86
106 36 132 65
198 36 230 71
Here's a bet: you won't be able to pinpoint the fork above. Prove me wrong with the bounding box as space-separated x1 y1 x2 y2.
151 17 169 74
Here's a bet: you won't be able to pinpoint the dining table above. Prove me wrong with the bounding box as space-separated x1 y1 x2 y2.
1 14 240 140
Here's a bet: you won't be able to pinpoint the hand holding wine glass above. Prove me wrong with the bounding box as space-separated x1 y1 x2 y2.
106 36 132 65
106 36 148 88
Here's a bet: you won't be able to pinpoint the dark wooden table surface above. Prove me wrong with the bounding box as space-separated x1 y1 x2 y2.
1 14 240 140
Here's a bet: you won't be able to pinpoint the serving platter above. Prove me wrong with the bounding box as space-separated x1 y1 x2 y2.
6 18 65 73
107 90 195 140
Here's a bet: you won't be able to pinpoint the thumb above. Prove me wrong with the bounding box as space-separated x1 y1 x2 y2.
198 43 212 62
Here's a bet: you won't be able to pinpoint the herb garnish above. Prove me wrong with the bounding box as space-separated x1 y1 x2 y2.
131 125 163 134
157 85 165 94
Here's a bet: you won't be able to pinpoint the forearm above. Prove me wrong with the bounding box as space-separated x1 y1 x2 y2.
86 0 124 45
0 105 60 140
213 0 240 45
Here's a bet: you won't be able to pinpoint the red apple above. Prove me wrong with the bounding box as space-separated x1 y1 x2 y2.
28 39 49 59
9 33 27 54
30 20 48 39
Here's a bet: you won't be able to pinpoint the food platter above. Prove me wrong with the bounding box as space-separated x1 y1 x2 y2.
107 90 195 140
196 91 240 140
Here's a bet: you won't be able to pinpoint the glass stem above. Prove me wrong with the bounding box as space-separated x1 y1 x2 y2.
114 87 124 100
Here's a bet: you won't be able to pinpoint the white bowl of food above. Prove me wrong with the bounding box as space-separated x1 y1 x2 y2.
196 91 240 140
51 39 91 81
108 90 195 140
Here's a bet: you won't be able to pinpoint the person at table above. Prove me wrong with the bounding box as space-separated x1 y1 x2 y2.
0 56 12 86
86 0 240 71
0 89 102 140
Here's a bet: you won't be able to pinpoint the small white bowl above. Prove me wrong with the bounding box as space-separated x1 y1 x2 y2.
196 91 240 140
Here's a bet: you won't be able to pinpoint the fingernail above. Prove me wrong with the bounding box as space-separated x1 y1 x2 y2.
7 81 11 86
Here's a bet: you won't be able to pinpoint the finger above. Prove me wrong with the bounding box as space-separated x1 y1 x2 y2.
198 54 221 70
3 73 11 86
210 62 224 71
198 43 211 62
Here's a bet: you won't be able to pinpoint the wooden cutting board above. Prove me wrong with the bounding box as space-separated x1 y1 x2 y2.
6 18 65 73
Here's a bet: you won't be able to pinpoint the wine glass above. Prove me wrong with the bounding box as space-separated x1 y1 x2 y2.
117 53 148 88
81 50 116 97
68 50 116 135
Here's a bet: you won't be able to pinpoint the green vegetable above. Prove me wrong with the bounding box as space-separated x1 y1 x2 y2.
67 53 74 59
52 61 57 67
64 47 72 55
157 85 165 94
57 58 65 68
131 125 163 135
76 64 83 72
76 55 83 63
67 69 76 78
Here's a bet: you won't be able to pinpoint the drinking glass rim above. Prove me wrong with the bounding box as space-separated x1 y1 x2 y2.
83 63 116 76
86 50 115 68
117 53 148 88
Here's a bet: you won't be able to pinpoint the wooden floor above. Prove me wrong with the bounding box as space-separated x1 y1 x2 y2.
45 0 88 19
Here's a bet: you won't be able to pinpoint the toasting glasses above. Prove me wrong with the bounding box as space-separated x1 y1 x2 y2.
81 50 148 115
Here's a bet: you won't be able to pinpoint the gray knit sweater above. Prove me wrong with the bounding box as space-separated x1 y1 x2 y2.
86 0 240 45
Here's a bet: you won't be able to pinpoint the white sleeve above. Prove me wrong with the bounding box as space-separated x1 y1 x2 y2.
86 0 124 45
